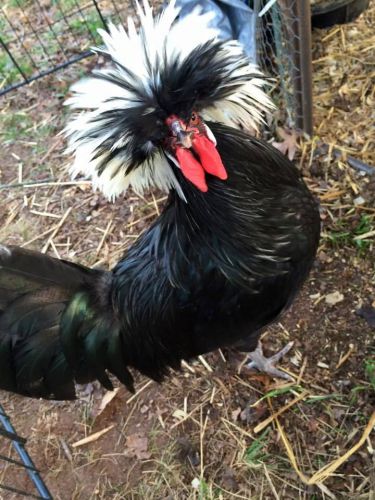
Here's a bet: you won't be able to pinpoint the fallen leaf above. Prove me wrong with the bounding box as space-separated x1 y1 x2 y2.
221 468 239 491
240 402 268 425
318 251 332 264
176 437 200 466
325 291 344 305
124 433 151 460
307 419 319 433
272 127 299 161
356 305 375 328
246 372 271 385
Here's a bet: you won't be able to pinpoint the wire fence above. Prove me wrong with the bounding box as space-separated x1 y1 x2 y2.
0 0 137 96
0 0 313 133
256 0 313 134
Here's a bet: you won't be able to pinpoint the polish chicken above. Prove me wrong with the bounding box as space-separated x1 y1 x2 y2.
0 1 320 399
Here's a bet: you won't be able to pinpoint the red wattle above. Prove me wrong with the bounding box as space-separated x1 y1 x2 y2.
175 147 208 192
192 135 228 180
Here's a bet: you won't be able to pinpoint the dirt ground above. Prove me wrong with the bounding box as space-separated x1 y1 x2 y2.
0 3 374 500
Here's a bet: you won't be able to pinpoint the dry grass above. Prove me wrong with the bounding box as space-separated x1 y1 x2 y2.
0 1 374 499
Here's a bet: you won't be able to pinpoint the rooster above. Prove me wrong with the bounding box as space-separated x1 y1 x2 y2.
0 1 320 399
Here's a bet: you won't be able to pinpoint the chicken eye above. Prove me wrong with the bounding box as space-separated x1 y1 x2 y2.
190 112 199 126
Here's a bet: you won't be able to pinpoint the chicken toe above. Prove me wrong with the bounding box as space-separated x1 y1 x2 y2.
246 341 294 380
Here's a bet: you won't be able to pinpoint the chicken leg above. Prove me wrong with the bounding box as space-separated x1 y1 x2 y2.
246 341 294 380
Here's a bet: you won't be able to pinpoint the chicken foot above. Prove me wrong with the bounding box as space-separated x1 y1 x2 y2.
246 341 294 380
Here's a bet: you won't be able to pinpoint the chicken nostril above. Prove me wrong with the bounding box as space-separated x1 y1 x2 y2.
169 119 185 136
176 130 193 149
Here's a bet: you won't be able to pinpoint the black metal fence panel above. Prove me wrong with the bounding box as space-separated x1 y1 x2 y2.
0 0 138 96
0 404 52 499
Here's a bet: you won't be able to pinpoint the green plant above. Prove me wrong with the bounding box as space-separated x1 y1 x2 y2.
0 53 33 87
245 428 270 465
52 0 76 10
6 0 31 8
325 214 374 255
69 12 105 45
364 358 375 390
198 478 209 500
255 384 302 403
353 214 374 253
0 112 34 143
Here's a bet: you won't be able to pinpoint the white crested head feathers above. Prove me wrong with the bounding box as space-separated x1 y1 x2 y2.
64 0 274 200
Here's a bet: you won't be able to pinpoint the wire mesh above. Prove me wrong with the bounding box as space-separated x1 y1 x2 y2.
0 0 138 97
256 0 313 134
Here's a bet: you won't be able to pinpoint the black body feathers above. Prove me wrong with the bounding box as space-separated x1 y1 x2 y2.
0 125 320 399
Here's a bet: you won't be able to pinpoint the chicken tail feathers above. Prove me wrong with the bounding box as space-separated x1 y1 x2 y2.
0 244 134 399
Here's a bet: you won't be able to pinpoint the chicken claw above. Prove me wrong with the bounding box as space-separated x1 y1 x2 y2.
246 341 294 380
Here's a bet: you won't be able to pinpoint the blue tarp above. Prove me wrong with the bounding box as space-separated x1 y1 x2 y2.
175 0 258 62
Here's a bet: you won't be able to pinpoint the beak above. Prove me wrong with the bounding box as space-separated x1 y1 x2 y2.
169 119 193 149
166 115 227 192
176 129 193 149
